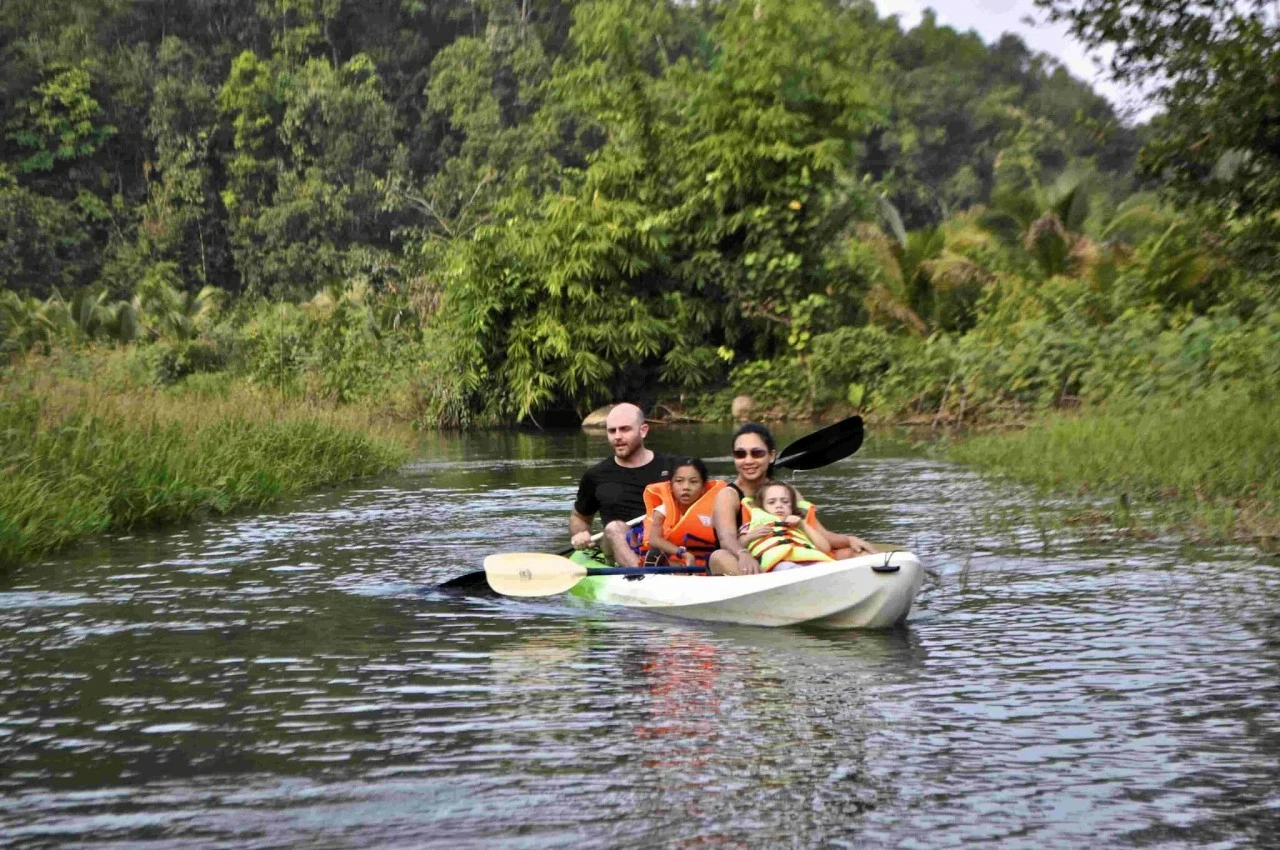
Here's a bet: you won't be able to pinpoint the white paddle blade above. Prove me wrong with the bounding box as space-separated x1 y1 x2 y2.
484 552 589 597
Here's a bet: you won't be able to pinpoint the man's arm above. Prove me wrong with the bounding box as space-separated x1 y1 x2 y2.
569 510 595 549
570 467 600 548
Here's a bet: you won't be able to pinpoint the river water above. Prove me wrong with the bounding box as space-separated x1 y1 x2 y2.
3 426 1279 849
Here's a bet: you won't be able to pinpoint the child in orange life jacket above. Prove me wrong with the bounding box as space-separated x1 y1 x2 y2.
643 457 725 569
738 480 833 572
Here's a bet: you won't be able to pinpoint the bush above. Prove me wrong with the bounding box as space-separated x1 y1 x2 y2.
727 358 814 415
141 338 229 384
873 334 957 417
808 325 898 408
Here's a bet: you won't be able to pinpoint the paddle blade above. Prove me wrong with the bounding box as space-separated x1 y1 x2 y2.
775 416 863 471
484 552 589 597
437 570 491 593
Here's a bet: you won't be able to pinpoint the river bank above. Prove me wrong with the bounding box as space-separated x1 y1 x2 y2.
0 350 409 569
5 346 1276 568
944 388 1280 549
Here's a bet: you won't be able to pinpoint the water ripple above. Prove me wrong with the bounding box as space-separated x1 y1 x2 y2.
2 430 1278 847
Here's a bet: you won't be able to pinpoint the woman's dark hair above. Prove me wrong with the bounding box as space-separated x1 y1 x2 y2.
731 422 776 452
671 456 709 482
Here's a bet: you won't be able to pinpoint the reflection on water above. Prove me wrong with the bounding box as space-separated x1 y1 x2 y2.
2 426 1279 847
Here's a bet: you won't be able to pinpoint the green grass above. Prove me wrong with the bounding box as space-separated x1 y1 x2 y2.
948 387 1280 546
0 352 411 568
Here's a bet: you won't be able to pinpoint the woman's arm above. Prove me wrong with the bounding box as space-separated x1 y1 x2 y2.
712 487 744 553
800 519 832 554
791 488 872 556
712 486 760 574
809 514 874 556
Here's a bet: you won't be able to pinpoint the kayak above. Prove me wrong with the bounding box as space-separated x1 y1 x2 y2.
563 549 923 629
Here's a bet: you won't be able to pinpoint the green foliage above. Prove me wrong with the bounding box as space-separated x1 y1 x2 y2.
951 385 1280 542
727 358 813 414
808 325 899 408
6 64 117 174
0 184 94 294
870 11 1138 229
231 282 425 405
218 49 405 295
0 387 406 567
0 0 1275 436
1039 0 1278 214
0 287 139 352
140 338 229 384
135 264 224 340
1037 0 1279 286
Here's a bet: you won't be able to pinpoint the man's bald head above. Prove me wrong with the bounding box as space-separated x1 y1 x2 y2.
605 403 645 429
604 403 650 464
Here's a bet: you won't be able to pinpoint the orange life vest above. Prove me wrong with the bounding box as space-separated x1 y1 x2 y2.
642 479 726 566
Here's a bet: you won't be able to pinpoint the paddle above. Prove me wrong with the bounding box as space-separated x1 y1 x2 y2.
436 416 866 593
436 516 645 592
772 415 863 472
484 552 705 598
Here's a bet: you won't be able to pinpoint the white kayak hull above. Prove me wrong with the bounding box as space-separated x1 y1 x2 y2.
566 551 923 628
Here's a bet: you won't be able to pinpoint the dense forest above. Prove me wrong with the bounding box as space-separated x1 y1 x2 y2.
2 0 1277 561
0 0 1223 419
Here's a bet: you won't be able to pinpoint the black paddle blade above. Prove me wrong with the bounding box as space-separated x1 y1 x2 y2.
774 415 863 471
437 570 491 593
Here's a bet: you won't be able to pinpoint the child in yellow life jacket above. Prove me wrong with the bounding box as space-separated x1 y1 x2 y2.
642 457 725 569
739 480 833 572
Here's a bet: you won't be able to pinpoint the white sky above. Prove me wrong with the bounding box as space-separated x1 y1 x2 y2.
874 0 1159 122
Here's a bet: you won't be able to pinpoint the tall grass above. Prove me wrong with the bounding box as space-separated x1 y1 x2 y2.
949 387 1280 545
0 351 410 567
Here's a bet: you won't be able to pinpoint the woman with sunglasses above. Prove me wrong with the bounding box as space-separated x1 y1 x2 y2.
707 423 873 575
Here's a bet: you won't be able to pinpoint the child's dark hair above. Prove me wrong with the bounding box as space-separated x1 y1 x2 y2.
672 456 709 482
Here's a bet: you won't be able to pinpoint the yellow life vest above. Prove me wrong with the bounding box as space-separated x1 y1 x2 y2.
741 502 832 572
738 494 817 528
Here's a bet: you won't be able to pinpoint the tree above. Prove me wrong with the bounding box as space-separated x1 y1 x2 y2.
218 49 405 295
866 11 1138 229
1035 0 1278 220
421 0 886 424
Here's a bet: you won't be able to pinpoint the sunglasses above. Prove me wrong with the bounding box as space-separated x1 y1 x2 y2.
732 447 770 459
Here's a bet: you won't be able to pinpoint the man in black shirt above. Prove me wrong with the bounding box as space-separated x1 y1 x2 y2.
571 403 670 567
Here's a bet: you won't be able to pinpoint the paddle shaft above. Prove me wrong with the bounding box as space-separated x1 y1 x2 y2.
584 565 705 576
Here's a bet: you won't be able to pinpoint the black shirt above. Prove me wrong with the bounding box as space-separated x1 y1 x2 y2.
573 453 671 525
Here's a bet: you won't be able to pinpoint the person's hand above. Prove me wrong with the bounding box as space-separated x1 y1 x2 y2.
742 525 770 542
784 514 802 526
570 531 593 549
683 552 697 568
735 550 761 575
849 535 875 555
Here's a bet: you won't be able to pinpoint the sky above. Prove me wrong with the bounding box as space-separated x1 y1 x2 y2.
873 0 1159 122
